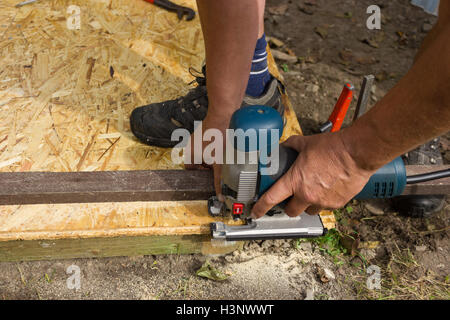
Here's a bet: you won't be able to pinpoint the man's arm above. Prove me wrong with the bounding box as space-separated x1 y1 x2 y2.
251 2 450 218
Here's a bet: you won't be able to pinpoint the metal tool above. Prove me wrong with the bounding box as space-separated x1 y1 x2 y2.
208 82 450 241
319 83 354 133
144 0 196 21
208 105 327 241
353 75 375 122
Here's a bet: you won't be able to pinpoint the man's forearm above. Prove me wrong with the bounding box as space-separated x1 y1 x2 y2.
343 6 450 171
197 0 260 120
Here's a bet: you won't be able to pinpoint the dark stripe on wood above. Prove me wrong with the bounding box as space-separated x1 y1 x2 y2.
0 170 215 205
0 166 448 205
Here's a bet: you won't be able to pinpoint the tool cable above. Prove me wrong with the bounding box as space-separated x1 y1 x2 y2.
406 168 450 184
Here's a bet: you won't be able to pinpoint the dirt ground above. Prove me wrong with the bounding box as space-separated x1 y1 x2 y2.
0 0 448 300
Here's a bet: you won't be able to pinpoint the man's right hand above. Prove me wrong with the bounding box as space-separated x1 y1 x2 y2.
251 131 376 219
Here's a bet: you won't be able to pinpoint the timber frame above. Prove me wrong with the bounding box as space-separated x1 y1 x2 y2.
0 166 449 206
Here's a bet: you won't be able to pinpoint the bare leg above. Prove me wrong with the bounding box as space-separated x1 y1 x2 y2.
190 0 264 194
196 0 261 118
256 0 266 38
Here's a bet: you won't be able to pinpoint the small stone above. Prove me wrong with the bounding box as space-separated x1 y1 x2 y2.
143 262 148 270
261 240 272 249
364 201 385 215
415 245 427 252
306 84 320 93
224 255 234 262
360 248 377 261
422 23 433 33
282 241 291 248
318 267 335 283
445 151 450 162
272 239 285 247
300 242 312 252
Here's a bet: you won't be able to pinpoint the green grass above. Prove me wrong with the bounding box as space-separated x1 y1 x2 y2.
295 229 348 265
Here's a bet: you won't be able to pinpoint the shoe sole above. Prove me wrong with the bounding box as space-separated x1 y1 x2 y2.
131 124 179 148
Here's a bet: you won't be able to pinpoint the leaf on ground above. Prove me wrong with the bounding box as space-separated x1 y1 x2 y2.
297 4 314 15
271 49 298 63
267 36 285 48
196 261 229 281
355 55 378 65
340 232 360 256
361 31 385 48
339 49 354 62
359 241 380 249
268 4 289 16
314 26 328 39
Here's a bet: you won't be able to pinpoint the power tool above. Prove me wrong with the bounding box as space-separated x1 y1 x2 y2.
208 80 450 241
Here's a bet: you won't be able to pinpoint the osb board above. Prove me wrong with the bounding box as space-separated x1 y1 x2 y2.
0 0 300 173
0 200 335 242
0 0 202 172
0 0 334 250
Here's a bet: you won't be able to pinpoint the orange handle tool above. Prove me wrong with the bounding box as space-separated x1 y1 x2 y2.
328 83 354 132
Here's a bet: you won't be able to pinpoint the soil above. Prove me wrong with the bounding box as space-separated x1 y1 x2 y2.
0 0 448 300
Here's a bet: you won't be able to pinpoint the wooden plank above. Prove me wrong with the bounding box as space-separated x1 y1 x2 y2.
0 170 215 205
404 165 450 195
0 165 448 206
0 235 243 262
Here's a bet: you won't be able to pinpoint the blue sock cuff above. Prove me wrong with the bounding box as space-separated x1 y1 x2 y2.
245 33 272 97
255 34 267 53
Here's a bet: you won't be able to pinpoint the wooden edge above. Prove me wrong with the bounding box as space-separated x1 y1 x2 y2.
0 234 243 262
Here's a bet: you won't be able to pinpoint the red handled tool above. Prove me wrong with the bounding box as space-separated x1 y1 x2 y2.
144 0 196 21
319 82 354 133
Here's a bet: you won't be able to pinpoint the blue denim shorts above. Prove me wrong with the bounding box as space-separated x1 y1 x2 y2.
411 0 440 16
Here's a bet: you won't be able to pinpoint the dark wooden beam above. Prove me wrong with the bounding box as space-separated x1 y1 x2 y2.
0 170 215 205
404 165 450 195
0 166 448 206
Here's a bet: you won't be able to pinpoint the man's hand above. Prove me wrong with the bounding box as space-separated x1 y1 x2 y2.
251 132 376 219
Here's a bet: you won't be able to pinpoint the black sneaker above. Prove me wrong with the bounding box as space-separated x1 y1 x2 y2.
130 67 285 148
392 138 446 218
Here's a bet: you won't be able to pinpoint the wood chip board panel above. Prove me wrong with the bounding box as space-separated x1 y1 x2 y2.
0 0 335 261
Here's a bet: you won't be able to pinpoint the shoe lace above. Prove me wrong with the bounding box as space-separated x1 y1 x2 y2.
169 67 208 121
188 67 206 87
